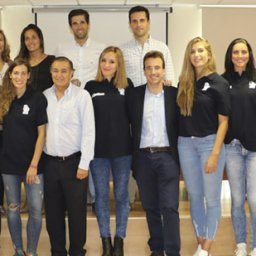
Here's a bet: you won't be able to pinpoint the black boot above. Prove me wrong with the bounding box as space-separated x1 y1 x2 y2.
102 237 113 256
113 236 124 256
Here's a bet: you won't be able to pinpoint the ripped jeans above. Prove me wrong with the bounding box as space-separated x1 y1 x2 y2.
2 174 44 256
178 135 225 240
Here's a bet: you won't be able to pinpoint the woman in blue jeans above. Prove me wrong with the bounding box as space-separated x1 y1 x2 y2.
223 38 256 256
0 59 47 256
85 46 132 256
177 37 230 256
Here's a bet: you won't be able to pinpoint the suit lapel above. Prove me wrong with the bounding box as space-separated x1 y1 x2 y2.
164 87 171 134
137 85 146 141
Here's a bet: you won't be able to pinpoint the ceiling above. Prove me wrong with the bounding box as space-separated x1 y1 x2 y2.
1 0 256 6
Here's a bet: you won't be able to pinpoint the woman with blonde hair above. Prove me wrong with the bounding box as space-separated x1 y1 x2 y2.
177 37 230 256
85 46 133 256
0 59 47 256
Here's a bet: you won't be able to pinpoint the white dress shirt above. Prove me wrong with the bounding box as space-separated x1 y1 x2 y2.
43 83 95 170
55 38 105 87
121 36 175 87
140 87 170 148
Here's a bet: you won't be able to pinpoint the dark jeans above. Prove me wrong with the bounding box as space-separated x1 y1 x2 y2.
43 153 88 256
90 155 131 238
134 151 180 256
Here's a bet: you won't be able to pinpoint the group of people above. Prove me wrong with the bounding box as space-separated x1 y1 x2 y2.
0 4 254 256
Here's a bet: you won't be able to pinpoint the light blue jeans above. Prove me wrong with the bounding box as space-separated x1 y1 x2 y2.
2 174 44 256
226 139 256 248
178 134 225 240
90 155 131 238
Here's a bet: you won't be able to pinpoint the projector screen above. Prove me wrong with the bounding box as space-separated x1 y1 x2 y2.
35 11 168 55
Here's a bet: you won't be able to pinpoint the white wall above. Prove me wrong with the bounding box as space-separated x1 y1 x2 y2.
1 6 34 59
169 5 202 85
0 4 202 83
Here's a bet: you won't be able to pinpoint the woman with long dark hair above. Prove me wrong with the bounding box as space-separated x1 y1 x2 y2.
223 38 256 256
0 59 47 256
16 24 54 92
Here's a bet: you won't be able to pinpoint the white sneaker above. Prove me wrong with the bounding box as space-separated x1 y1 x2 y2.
235 243 247 256
193 244 202 256
250 248 256 256
198 249 209 256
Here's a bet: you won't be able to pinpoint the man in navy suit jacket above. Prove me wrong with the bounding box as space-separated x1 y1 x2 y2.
126 51 180 256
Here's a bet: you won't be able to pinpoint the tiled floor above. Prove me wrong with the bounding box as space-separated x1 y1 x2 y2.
0 182 250 256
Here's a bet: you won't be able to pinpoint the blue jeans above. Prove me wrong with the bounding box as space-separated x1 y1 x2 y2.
2 174 44 256
90 155 131 238
178 134 225 240
226 139 256 248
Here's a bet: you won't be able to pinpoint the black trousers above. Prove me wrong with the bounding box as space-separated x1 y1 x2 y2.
43 153 88 256
134 151 180 256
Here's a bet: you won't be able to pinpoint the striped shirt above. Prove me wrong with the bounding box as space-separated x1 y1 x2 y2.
121 36 175 87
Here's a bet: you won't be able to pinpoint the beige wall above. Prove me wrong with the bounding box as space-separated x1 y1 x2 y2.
2 6 34 59
202 7 256 74
169 5 202 85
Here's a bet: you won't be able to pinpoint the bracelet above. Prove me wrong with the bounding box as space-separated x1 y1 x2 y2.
30 164 38 169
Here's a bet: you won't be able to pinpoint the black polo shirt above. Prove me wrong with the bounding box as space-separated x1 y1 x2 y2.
179 72 230 137
1 87 48 175
85 78 132 158
224 72 256 151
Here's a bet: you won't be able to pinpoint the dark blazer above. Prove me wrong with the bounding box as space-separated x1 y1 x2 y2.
126 84 179 175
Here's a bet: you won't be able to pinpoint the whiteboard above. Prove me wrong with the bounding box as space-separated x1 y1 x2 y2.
36 11 167 55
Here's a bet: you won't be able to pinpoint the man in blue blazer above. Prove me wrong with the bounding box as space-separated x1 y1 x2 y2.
126 51 180 256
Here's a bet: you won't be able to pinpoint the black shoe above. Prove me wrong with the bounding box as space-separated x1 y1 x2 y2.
102 237 113 256
150 251 164 256
113 236 123 256
92 202 96 213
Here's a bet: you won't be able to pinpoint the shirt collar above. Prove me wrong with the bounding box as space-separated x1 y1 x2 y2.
73 37 91 48
133 35 152 46
51 83 73 97
145 85 164 98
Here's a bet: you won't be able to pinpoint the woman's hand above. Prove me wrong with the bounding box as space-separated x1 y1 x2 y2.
204 153 219 173
26 166 38 184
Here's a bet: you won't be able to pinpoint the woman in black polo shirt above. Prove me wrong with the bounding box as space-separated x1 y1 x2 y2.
223 38 256 256
16 24 54 92
177 37 230 256
0 59 47 256
0 29 12 215
85 46 132 256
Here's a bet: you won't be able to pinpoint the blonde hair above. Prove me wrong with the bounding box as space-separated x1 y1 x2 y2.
0 59 31 122
177 37 216 116
95 46 128 89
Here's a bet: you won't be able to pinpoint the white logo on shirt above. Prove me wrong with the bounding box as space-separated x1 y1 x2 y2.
249 81 256 89
118 88 125 95
202 82 210 91
92 92 105 98
22 104 30 115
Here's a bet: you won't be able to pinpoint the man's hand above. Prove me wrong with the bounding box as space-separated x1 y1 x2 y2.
163 80 172 86
76 168 88 180
71 79 81 87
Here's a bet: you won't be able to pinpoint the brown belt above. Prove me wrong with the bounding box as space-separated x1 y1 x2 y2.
139 147 171 154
